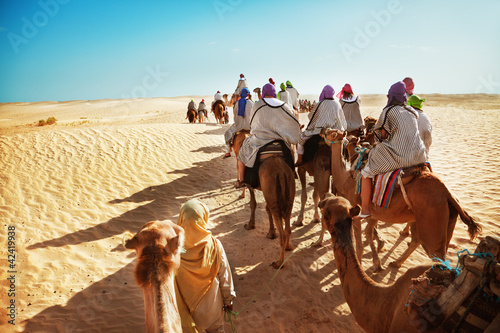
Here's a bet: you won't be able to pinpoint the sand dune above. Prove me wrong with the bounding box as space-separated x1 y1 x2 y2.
1 94 499 332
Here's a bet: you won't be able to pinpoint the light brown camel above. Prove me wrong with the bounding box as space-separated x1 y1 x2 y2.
186 109 197 123
197 110 206 123
125 220 185 333
319 128 481 271
253 87 261 100
232 130 250 199
319 194 432 333
243 153 296 269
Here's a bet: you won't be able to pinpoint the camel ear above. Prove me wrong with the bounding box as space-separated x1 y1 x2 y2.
319 193 333 209
166 235 183 255
349 205 361 218
124 234 139 250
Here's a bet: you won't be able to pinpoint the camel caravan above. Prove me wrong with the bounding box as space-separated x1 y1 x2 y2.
128 76 499 332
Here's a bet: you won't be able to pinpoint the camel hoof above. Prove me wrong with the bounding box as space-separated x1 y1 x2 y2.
267 232 277 239
244 223 255 230
238 194 245 199
293 220 303 227
312 218 320 223
373 264 383 272
313 242 323 248
271 261 283 269
377 240 385 252
389 261 402 268
400 230 410 237
285 245 294 251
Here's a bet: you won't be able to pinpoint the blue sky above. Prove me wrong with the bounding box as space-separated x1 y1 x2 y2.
0 0 499 102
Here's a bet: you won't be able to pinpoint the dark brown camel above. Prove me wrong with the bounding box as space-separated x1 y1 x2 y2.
186 109 197 123
321 129 481 271
243 155 296 269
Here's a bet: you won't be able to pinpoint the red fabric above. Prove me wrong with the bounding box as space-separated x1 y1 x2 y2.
269 78 275 85
240 74 244 78
403 77 414 95
336 83 354 99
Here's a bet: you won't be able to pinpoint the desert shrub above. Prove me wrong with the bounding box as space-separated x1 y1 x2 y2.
37 117 57 126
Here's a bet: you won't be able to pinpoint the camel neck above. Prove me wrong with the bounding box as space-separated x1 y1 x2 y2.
142 273 182 333
331 220 392 333
330 139 355 202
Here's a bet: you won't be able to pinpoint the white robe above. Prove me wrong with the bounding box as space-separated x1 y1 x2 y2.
238 98 300 168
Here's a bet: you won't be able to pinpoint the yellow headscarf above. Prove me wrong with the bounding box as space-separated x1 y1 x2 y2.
175 199 221 312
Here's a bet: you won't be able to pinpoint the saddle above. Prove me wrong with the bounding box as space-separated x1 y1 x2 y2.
229 130 250 147
244 140 295 189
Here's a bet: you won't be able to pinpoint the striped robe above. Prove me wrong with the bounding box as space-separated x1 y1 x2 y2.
286 87 300 110
299 98 347 145
238 98 300 168
363 105 426 177
340 96 363 132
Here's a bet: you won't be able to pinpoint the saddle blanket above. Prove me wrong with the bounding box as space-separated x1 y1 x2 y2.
372 168 403 209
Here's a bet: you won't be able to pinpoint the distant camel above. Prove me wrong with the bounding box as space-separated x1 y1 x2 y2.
186 109 197 123
125 220 185 333
244 150 296 269
211 100 226 124
253 87 262 100
198 110 206 123
320 128 481 270
319 194 432 333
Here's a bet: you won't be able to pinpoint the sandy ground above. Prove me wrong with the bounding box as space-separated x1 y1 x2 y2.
1 94 499 333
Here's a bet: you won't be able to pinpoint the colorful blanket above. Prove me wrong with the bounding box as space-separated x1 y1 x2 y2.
372 168 403 209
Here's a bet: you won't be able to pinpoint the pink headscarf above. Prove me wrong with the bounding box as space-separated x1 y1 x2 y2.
336 84 354 99
319 85 335 102
403 77 414 95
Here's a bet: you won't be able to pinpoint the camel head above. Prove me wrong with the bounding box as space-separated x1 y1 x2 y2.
253 87 261 93
320 128 346 146
125 220 185 287
319 193 360 240
364 116 377 133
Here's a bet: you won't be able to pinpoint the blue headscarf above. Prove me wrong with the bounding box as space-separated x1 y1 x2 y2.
238 88 250 117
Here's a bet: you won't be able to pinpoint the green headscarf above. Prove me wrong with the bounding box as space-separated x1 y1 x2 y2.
407 95 425 110
286 80 293 88
278 83 286 100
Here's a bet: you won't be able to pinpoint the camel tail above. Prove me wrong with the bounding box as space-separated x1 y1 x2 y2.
448 193 482 240
276 171 291 220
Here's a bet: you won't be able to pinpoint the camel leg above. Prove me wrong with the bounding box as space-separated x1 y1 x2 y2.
390 222 421 268
373 225 386 252
266 204 277 239
400 222 411 237
312 169 330 224
293 167 307 227
271 211 286 269
284 213 293 251
445 211 458 253
365 218 382 272
244 188 256 230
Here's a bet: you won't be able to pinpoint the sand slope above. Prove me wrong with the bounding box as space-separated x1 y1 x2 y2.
1 95 499 332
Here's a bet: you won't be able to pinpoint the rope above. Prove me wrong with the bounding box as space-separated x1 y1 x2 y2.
224 236 322 332
353 147 368 171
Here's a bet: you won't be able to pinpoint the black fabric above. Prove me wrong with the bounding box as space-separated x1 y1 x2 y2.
244 140 294 188
302 134 322 164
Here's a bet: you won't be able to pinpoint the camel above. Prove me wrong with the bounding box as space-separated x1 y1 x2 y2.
231 130 250 199
294 138 332 237
186 109 197 123
363 116 377 146
243 151 296 269
319 128 481 271
319 194 433 333
253 87 261 100
211 100 226 124
197 110 206 123
125 220 185 333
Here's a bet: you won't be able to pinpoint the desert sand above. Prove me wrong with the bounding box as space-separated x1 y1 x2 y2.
1 93 499 333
